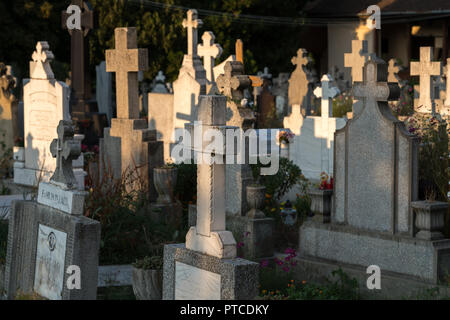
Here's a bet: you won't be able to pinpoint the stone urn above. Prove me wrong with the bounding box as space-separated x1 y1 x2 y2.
132 267 163 300
412 201 449 240
153 167 178 204
308 189 333 223
246 184 266 218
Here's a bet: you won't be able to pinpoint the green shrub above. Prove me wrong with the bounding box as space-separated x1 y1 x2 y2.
132 255 163 270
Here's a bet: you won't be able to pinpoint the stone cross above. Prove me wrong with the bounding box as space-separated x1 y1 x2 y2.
216 61 251 101
198 31 222 83
314 74 340 118
410 47 442 113
344 40 370 83
186 95 236 259
106 27 149 119
183 9 203 57
388 58 401 83
62 0 94 106
49 120 81 190
155 70 166 83
30 41 55 79
258 67 272 80
353 57 400 106
235 39 244 64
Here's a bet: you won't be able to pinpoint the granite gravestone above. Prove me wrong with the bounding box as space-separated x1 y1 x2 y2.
5 120 100 300
163 95 258 300
102 27 163 199
299 57 450 285
62 0 108 146
13 42 86 190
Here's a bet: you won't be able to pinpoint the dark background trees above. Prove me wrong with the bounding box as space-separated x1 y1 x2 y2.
0 0 310 93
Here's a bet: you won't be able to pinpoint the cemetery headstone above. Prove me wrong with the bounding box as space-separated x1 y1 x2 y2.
5 120 100 300
62 0 108 146
14 42 86 190
288 48 314 116
102 27 163 199
272 72 290 119
410 46 442 114
299 57 450 285
96 61 113 124
163 95 258 300
151 71 169 93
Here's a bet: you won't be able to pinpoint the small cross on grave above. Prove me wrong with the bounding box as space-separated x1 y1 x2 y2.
183 9 203 57
155 70 166 83
353 57 400 108
314 74 340 118
62 0 94 104
258 67 272 80
198 31 222 83
388 58 401 83
344 40 371 83
31 41 55 79
410 47 442 113
106 27 148 119
49 120 81 190
216 61 251 101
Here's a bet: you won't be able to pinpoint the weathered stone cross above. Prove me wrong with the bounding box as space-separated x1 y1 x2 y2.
198 31 222 82
388 58 401 83
50 120 81 190
235 39 263 87
31 41 55 79
353 58 400 108
62 0 94 104
106 27 148 119
410 47 442 113
216 61 251 101
344 40 370 83
314 74 340 118
183 9 203 57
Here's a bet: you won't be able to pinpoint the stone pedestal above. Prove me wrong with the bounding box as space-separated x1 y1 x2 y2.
5 200 100 300
163 243 258 300
244 217 274 260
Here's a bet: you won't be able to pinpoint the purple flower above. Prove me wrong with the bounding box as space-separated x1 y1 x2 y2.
282 266 290 272
260 260 269 268
284 248 296 255
237 242 244 249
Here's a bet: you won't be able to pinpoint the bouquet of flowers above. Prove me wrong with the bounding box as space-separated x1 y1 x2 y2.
277 130 294 144
319 172 333 190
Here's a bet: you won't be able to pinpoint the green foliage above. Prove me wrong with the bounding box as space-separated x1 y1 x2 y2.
260 268 360 300
132 255 163 270
0 0 310 91
332 92 353 118
252 157 307 201
0 220 8 264
173 162 197 203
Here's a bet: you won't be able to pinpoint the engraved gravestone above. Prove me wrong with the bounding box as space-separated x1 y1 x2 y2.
5 120 100 300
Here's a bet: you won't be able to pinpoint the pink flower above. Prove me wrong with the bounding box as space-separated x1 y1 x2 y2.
282 266 290 272
81 144 88 152
260 260 269 268
237 242 244 249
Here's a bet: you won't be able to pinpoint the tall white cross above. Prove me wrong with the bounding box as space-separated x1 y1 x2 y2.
198 31 222 82
411 47 442 113
182 9 203 57
344 40 370 83
314 74 340 118
106 27 148 119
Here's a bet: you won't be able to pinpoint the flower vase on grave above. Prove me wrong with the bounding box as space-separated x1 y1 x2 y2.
246 184 266 218
280 141 289 159
412 201 448 240
150 166 182 227
153 166 178 204
277 130 293 159
132 256 163 300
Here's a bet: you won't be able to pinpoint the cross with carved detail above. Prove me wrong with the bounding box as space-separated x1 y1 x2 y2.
50 120 81 189
198 31 222 82
216 61 252 101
